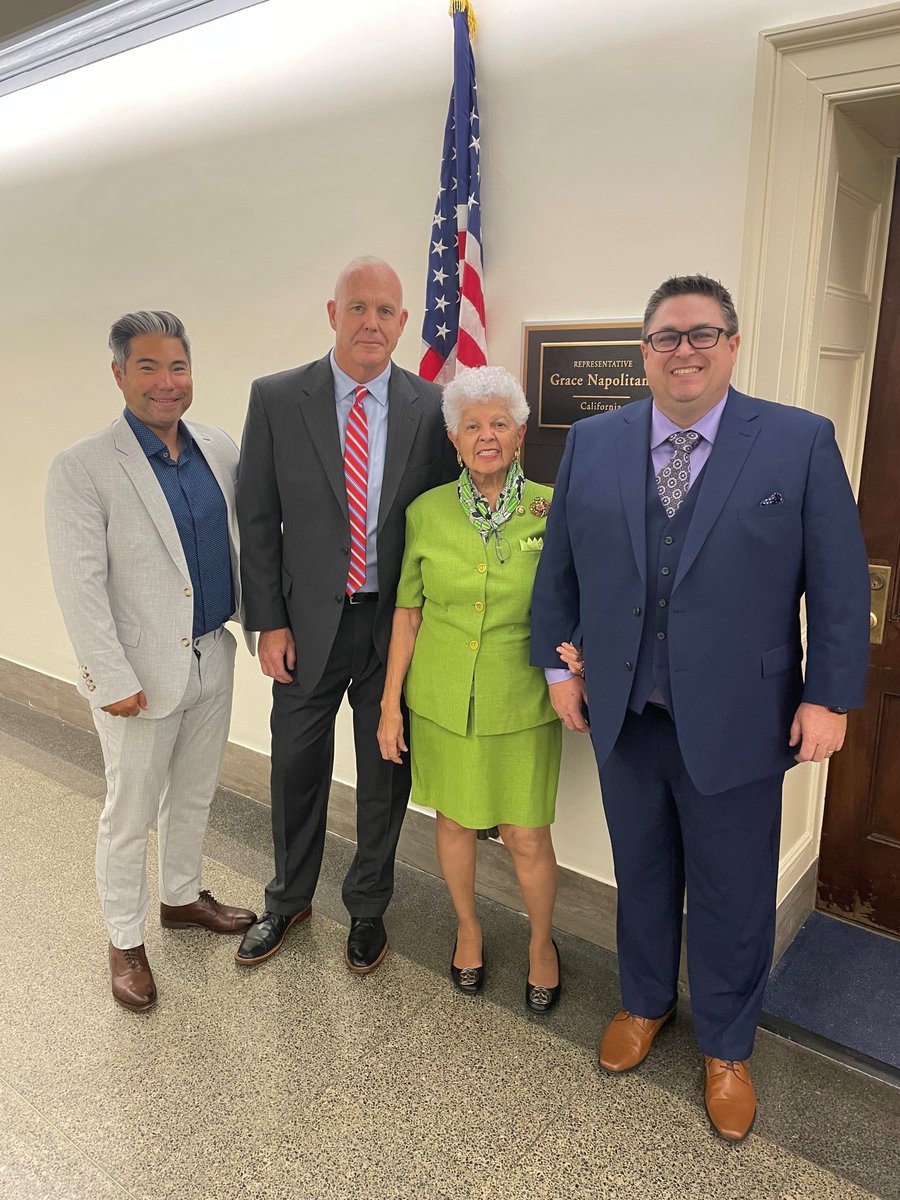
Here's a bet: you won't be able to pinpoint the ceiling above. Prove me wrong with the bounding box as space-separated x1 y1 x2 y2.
0 1 91 45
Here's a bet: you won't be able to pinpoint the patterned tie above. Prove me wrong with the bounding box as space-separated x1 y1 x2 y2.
344 386 369 594
656 429 700 518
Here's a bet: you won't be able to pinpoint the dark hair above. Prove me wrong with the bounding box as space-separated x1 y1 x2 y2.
108 310 191 369
642 275 739 338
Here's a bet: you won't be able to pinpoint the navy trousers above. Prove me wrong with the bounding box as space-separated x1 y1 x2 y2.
598 705 783 1060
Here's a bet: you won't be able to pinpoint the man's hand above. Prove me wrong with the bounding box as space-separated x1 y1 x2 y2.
377 708 408 764
102 691 148 718
789 702 848 763
549 676 589 732
258 627 296 683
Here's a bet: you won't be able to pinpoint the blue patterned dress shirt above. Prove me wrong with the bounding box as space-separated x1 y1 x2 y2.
123 408 234 637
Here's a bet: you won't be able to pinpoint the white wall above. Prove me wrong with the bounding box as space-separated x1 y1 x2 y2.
0 0 875 889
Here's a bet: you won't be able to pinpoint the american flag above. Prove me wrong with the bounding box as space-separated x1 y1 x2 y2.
419 1 487 383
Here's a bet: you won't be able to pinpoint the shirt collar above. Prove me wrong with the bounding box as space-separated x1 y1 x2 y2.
650 388 730 449
123 407 193 458
329 350 391 408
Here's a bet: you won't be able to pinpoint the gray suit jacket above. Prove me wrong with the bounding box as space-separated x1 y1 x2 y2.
237 354 457 694
45 415 254 717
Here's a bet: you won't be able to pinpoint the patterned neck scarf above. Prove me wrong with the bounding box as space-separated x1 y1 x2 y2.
457 459 525 562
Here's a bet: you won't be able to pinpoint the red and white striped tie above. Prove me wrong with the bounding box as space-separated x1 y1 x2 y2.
344 386 369 595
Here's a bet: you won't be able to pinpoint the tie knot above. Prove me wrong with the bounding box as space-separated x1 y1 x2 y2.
354 386 368 406
668 429 699 453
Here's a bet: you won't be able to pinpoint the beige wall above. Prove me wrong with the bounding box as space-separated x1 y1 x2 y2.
0 0 877 889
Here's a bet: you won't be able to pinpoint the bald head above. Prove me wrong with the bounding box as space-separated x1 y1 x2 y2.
327 257 409 383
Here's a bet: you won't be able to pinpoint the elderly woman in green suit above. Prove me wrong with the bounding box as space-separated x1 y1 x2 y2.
377 365 562 1013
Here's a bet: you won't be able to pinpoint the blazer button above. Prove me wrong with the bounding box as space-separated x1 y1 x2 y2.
474 602 484 612
184 587 192 597
661 566 670 576
624 661 633 671
181 637 191 647
469 639 479 650
664 535 674 545
656 631 666 641
632 607 641 616
477 563 487 573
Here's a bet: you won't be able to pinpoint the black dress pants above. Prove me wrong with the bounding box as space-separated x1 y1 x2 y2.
265 602 411 918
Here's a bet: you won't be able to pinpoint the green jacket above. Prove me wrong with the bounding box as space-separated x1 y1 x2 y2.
396 478 558 737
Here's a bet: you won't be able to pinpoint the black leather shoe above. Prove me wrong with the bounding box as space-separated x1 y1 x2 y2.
233 906 311 965
525 939 561 1014
450 937 485 995
346 916 388 974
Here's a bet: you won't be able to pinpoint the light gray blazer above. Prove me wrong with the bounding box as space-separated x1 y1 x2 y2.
45 415 254 718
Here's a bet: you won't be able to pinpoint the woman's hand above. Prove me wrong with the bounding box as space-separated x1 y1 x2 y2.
556 641 584 678
377 707 408 764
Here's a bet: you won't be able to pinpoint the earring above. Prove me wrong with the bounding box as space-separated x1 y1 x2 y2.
456 451 463 468
514 446 521 462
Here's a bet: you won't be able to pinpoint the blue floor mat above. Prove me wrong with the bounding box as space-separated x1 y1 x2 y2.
762 910 900 1069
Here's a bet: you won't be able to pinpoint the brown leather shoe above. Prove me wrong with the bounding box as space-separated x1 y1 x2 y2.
598 1006 676 1072
109 943 157 1011
704 1057 757 1142
160 889 256 933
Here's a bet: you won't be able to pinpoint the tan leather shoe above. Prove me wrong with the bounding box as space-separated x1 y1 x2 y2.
598 1006 676 1072
160 889 256 933
704 1057 757 1142
109 943 157 1011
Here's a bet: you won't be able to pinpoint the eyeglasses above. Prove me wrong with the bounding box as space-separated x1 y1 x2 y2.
644 326 731 353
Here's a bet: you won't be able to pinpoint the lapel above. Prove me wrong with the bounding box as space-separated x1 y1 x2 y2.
673 389 761 590
378 366 421 531
297 356 347 515
616 398 653 581
114 417 191 581
188 421 241 610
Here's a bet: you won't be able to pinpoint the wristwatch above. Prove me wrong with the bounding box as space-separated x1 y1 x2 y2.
827 706 849 714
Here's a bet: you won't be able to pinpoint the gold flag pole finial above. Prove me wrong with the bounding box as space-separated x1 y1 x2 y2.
449 0 477 39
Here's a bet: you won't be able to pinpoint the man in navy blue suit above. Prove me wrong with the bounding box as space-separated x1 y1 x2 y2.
531 275 870 1141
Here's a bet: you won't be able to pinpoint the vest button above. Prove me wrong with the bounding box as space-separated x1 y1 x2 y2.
656 631 666 640
658 598 667 608
474 602 484 612
632 607 641 616
664 535 674 545
660 566 670 576
469 639 479 650
624 661 633 671
477 563 487 573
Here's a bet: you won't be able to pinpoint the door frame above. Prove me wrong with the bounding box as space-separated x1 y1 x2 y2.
739 3 900 931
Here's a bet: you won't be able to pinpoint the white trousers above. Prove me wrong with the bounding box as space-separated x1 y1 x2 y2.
92 627 236 949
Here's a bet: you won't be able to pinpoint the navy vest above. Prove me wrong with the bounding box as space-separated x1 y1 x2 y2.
628 456 706 714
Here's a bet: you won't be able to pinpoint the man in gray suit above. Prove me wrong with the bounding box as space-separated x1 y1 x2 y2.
235 258 457 972
45 311 256 1012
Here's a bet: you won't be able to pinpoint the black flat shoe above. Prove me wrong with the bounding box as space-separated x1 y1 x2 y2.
525 939 561 1014
346 916 388 974
233 906 311 965
450 937 485 995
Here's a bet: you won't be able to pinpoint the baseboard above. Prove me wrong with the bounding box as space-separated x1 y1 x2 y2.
0 657 811 962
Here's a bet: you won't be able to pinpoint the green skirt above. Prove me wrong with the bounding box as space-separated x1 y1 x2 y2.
409 709 561 829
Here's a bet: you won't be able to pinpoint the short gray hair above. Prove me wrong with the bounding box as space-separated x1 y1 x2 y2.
442 366 530 433
642 275 739 338
333 257 402 304
108 310 191 370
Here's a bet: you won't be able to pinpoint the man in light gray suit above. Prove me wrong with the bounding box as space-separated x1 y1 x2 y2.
235 258 457 972
45 311 256 1012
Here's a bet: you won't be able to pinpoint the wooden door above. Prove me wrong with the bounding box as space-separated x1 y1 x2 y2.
818 161 900 936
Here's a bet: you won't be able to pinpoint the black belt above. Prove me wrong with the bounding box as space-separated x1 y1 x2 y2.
344 591 379 606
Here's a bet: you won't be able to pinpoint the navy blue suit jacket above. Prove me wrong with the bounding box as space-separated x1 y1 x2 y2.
530 389 870 795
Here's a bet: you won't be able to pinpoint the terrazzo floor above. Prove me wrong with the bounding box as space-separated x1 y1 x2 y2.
0 693 898 1200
